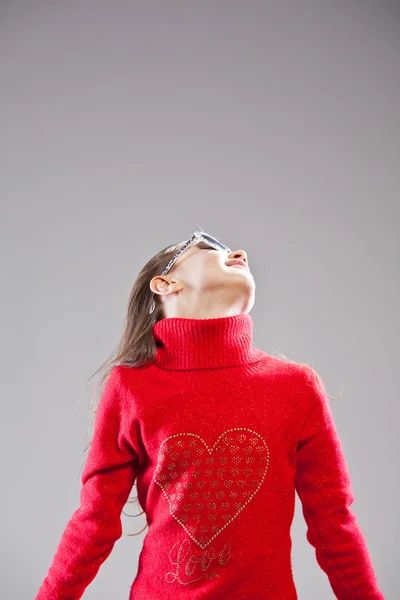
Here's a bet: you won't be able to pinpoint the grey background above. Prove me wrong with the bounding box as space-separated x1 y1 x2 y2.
1 1 398 599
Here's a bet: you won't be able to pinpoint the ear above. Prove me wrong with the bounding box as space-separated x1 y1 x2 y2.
149 276 183 297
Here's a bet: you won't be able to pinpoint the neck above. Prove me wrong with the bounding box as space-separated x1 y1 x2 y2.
152 313 264 370
162 289 254 320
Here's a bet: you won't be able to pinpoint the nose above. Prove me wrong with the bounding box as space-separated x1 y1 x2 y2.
228 249 248 265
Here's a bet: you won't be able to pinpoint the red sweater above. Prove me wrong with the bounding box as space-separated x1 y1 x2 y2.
35 314 385 599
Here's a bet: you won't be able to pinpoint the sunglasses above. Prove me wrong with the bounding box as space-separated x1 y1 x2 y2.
149 231 231 314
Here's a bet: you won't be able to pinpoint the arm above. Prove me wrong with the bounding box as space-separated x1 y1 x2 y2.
295 366 385 600
35 366 139 600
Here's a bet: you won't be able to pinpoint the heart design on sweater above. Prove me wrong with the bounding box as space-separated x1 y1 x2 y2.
153 428 270 549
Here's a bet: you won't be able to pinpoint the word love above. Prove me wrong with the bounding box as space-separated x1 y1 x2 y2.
165 537 232 585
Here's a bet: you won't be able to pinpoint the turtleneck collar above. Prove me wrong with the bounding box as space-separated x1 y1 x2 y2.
151 313 264 370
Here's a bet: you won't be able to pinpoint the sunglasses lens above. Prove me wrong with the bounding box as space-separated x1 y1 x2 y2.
200 233 227 249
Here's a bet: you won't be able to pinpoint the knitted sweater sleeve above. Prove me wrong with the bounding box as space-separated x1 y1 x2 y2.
295 367 385 600
35 366 139 600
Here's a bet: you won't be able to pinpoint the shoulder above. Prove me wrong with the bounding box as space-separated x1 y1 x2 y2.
261 353 316 384
110 364 142 389
98 365 135 408
106 364 143 412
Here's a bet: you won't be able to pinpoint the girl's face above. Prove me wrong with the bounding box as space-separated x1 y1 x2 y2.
150 240 255 317
172 240 253 292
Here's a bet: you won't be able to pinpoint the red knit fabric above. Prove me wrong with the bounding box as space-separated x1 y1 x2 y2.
35 314 385 599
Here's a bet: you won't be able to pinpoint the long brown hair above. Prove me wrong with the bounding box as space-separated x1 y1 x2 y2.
78 238 185 536
77 237 341 538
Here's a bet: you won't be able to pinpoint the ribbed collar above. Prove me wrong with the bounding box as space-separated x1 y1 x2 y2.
152 313 263 370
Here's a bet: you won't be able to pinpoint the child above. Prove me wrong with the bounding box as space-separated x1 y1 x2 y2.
35 231 385 599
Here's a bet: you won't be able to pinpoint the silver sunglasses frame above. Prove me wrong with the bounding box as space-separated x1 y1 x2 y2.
149 231 231 314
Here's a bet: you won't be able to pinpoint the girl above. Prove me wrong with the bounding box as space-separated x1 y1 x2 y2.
35 231 385 599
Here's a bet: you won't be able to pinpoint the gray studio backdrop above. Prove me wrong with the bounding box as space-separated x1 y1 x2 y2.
1 1 398 599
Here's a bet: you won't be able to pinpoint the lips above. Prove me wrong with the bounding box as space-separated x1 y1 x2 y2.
226 259 249 270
